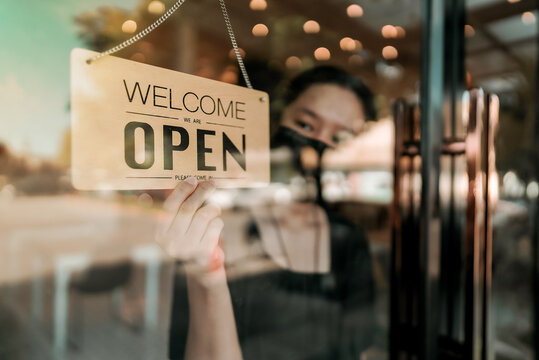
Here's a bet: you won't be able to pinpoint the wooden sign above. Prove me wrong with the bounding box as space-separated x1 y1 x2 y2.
70 48 270 190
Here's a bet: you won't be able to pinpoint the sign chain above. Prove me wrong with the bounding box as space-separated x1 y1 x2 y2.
85 0 252 90
86 0 187 64
218 0 252 89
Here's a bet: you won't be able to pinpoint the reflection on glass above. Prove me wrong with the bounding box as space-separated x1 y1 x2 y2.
166 66 379 359
466 0 537 357
0 0 426 358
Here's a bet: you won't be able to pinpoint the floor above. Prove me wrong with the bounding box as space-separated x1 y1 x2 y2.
0 263 174 360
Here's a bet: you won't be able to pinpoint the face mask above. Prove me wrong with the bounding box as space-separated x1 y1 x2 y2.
271 126 328 157
271 126 328 205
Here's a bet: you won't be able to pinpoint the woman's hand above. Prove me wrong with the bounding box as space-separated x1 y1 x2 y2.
160 179 242 360
157 178 224 271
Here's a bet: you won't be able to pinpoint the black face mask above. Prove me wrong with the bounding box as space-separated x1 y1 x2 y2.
271 126 328 205
271 126 329 157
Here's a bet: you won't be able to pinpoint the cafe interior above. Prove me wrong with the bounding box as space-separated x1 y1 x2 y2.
0 0 538 359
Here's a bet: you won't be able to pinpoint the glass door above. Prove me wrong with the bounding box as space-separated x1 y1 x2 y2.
390 0 538 359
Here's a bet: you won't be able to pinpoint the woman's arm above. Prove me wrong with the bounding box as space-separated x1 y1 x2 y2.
184 264 242 360
157 178 242 360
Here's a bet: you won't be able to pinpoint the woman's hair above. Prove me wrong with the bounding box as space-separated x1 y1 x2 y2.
283 66 377 121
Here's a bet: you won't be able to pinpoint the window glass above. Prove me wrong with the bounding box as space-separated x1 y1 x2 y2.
465 0 538 357
0 0 422 359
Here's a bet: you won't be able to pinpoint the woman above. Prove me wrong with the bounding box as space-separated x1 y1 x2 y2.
159 66 377 360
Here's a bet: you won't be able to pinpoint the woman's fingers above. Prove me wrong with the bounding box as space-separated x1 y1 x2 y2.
184 204 221 246
164 177 198 212
167 212 223 263
157 179 222 262
179 180 216 216
168 180 216 236
160 178 199 236
199 217 225 258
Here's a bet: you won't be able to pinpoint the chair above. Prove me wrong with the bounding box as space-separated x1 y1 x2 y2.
68 260 134 349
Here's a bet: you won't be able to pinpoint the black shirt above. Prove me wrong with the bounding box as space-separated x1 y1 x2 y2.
168 211 375 360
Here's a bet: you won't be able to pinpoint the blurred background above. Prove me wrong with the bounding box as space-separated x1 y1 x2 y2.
0 0 537 359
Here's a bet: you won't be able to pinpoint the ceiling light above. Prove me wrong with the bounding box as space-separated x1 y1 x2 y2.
396 26 406 38
122 20 137 34
220 70 238 84
285 56 303 69
522 11 536 24
147 1 165 15
130 53 146 63
464 24 475 37
348 54 363 66
303 20 320 34
249 0 267 11
382 46 398 60
252 23 269 37
229 48 246 59
340 37 356 51
314 47 331 61
138 41 154 53
347 4 364 18
381 25 398 38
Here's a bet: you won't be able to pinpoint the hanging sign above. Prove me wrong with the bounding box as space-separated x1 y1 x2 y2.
70 48 270 190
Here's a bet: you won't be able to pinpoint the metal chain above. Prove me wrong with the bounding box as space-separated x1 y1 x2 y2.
218 0 253 89
86 0 187 64
86 0 252 89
